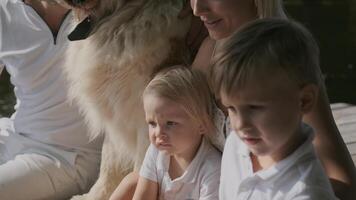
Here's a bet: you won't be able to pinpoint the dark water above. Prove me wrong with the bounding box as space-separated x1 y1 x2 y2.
1 0 355 117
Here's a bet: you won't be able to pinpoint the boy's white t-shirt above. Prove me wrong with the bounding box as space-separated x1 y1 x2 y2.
140 138 221 200
219 124 337 200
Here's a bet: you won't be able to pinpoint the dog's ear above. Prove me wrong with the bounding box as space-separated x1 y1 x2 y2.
68 16 93 41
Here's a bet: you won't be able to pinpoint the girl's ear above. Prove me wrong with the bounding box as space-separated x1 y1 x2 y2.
299 84 319 114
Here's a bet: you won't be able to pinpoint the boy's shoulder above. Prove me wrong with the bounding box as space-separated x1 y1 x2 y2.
283 159 337 199
273 127 336 199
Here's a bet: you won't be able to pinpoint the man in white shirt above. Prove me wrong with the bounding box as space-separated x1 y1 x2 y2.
0 0 102 199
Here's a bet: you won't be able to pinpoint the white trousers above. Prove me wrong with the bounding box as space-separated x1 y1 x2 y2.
0 118 101 200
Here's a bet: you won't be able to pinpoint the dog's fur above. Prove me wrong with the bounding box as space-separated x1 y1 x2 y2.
62 0 191 199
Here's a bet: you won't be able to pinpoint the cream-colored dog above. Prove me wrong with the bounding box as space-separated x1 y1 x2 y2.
61 0 191 199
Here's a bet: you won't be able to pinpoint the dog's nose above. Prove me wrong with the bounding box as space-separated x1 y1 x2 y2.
72 0 86 5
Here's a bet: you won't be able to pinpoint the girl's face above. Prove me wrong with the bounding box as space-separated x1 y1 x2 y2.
190 0 257 40
143 94 203 159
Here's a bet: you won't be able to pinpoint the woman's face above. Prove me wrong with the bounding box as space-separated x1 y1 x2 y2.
190 0 257 40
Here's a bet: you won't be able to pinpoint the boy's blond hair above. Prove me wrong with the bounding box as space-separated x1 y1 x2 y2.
144 66 216 136
211 18 323 97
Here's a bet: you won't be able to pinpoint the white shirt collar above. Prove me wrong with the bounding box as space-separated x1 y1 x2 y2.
158 137 209 184
236 123 315 183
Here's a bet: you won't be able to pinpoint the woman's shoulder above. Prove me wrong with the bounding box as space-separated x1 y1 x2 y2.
191 37 216 72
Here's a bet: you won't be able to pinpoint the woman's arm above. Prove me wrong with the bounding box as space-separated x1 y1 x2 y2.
132 177 158 200
191 36 215 72
304 85 356 200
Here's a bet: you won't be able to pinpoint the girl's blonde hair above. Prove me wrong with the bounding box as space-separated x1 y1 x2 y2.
255 0 287 19
143 66 216 136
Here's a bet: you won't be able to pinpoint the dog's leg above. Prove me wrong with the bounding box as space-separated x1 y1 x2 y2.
71 135 131 200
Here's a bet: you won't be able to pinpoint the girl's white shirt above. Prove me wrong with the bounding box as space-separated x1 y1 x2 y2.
140 138 222 200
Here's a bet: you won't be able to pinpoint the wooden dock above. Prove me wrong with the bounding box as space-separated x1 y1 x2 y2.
331 103 356 164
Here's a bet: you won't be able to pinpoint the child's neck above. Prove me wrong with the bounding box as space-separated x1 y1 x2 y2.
168 137 203 180
169 156 190 180
251 128 307 172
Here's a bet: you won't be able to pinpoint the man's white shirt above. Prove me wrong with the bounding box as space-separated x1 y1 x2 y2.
0 0 102 165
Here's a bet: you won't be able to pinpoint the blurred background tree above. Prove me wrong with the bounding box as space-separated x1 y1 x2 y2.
0 0 355 117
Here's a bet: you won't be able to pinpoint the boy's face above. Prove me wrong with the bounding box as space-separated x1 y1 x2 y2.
221 70 314 161
143 94 203 158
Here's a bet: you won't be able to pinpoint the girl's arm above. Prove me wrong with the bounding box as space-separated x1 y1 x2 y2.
132 144 160 200
109 172 139 200
132 177 158 200
304 85 356 200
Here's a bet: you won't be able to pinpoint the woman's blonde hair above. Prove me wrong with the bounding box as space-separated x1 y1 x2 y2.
255 0 287 19
143 66 216 136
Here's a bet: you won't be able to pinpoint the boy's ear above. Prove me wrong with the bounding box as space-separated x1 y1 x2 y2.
299 84 319 114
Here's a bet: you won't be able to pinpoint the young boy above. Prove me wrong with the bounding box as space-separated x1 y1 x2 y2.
211 18 338 199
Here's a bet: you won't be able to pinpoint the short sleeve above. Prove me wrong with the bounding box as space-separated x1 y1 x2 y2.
139 144 159 182
199 143 221 200
199 168 221 200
